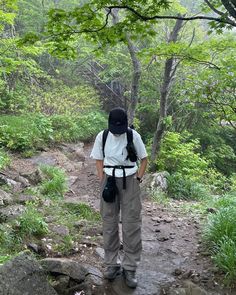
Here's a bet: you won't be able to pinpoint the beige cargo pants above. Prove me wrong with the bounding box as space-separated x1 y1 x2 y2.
100 174 142 271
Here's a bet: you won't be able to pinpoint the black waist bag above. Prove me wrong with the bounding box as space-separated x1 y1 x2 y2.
102 176 118 203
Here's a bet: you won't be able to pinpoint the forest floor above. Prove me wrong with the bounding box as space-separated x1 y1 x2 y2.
9 143 236 295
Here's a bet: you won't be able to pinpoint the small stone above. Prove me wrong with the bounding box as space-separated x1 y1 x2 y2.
164 218 173 223
51 225 70 237
157 236 169 242
27 243 39 253
174 268 182 276
151 217 161 223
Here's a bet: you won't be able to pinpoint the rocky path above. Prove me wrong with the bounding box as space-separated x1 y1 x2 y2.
65 144 234 295
4 142 235 295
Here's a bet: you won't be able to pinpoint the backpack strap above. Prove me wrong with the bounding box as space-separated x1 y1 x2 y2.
126 128 133 145
102 129 109 158
102 128 134 159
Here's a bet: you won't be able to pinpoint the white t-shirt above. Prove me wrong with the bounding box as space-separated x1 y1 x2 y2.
90 130 147 177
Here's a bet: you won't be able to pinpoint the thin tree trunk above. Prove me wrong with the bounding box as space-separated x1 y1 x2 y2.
110 8 141 124
150 17 184 167
127 36 141 125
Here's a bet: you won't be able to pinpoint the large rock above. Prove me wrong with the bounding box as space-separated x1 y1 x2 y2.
41 258 88 283
0 204 25 222
60 143 85 162
144 171 170 192
14 194 37 205
0 171 27 191
0 189 13 207
0 252 58 295
0 175 22 192
41 258 104 295
20 168 44 185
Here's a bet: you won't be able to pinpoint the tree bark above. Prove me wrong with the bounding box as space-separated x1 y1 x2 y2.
150 17 184 168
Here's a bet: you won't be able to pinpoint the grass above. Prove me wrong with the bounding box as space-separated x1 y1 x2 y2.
39 165 68 199
16 203 49 237
62 202 101 222
0 254 12 264
212 237 236 285
0 198 102 259
203 200 236 285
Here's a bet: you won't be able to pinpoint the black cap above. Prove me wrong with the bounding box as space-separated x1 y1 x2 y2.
108 107 128 134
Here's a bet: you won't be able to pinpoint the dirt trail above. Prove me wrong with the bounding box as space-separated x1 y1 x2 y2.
66 144 235 295
7 143 235 295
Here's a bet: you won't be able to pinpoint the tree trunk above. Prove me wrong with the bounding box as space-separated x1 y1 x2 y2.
150 18 184 168
126 36 141 125
110 8 141 124
221 0 236 19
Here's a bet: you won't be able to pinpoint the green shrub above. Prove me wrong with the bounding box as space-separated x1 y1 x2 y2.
167 173 210 200
156 131 209 180
75 111 107 141
203 168 230 193
211 192 236 210
0 111 106 153
229 173 236 192
40 165 68 199
29 84 101 116
0 149 10 169
17 203 48 237
0 114 53 151
203 207 236 247
212 237 236 285
50 115 79 142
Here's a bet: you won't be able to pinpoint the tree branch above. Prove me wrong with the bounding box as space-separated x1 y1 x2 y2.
106 5 236 27
151 53 221 70
204 0 226 17
51 8 112 37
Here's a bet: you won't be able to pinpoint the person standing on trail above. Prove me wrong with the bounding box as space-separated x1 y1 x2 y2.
90 107 148 289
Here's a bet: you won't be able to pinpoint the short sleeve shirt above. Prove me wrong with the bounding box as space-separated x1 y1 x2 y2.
90 130 147 177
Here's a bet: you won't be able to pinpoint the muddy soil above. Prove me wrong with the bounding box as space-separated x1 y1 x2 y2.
8 143 236 295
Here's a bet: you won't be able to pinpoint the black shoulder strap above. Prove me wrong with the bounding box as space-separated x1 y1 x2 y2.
103 128 133 158
102 129 109 158
126 128 133 144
